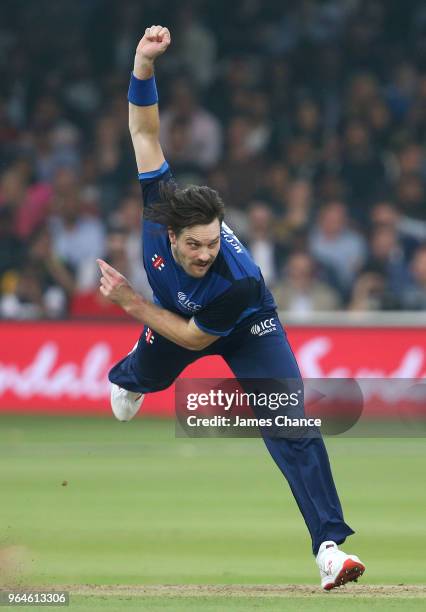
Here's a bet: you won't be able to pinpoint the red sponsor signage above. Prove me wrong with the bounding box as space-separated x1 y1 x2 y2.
0 322 425 415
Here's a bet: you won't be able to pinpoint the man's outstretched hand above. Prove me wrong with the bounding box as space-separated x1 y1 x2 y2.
97 259 141 312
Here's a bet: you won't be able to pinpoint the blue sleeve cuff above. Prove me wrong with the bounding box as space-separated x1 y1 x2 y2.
192 317 233 337
138 161 169 181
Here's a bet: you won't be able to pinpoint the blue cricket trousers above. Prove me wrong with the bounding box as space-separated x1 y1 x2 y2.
109 310 354 555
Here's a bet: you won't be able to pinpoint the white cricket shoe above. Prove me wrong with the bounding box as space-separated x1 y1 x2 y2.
110 383 144 422
316 541 365 590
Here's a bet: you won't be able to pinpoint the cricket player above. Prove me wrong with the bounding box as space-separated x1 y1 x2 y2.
97 25 365 590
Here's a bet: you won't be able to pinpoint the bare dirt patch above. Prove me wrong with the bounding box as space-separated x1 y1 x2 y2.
0 546 29 586
52 584 426 599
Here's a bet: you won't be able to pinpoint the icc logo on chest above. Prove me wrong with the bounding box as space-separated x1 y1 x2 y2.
177 292 202 312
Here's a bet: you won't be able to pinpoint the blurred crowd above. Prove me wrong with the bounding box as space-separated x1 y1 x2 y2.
1 0 426 319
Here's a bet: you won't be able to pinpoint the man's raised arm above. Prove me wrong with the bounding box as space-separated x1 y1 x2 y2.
128 25 171 174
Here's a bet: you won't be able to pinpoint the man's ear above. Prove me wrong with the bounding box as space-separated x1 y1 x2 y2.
168 228 177 245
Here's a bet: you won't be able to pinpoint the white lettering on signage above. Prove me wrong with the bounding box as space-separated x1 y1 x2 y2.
0 342 111 399
0 336 425 402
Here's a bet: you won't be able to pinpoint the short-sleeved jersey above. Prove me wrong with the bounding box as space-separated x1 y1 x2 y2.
139 161 276 336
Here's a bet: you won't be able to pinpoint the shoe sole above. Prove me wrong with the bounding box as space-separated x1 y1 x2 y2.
323 558 366 591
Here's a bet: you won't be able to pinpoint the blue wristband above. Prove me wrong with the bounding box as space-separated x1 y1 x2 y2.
128 72 158 106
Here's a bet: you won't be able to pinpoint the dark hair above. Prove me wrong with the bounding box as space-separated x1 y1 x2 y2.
144 181 225 235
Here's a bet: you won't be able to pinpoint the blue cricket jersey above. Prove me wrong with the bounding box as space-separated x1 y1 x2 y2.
139 161 276 336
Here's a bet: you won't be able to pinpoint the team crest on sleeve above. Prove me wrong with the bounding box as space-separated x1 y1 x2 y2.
151 253 165 271
145 327 155 344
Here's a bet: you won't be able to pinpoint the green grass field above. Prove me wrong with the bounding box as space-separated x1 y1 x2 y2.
0 415 425 610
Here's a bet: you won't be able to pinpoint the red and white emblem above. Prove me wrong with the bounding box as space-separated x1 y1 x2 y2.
145 327 155 344
151 253 165 271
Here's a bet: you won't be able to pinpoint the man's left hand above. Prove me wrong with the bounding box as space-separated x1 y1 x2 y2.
97 259 139 310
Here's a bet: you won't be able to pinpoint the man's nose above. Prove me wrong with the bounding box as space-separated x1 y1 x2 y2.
198 249 210 262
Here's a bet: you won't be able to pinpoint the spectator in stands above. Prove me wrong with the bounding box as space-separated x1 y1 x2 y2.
51 166 80 201
370 200 423 259
255 161 289 215
275 179 312 251
284 135 317 179
0 207 24 284
339 119 387 217
30 95 64 134
316 172 346 204
93 115 124 180
347 270 391 312
207 55 257 120
160 76 222 170
370 201 399 229
26 225 75 298
207 167 250 237
386 61 417 121
49 190 106 285
62 52 100 118
246 202 280 286
400 246 426 310
394 142 426 179
365 97 393 150
0 162 52 240
309 200 367 295
364 224 408 295
90 113 131 212
172 2 217 88
162 117 204 184
395 173 426 221
0 96 20 156
70 227 137 320
0 266 49 319
27 95 82 182
274 252 341 314
406 79 426 141
32 125 81 183
0 227 73 319
293 98 323 147
81 194 151 298
345 72 380 118
245 90 272 156
221 114 265 208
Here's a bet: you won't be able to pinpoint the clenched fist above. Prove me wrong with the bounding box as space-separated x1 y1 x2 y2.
136 25 171 62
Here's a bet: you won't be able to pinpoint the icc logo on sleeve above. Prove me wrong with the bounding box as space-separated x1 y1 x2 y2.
250 318 277 336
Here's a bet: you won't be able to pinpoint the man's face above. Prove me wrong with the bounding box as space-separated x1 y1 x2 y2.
169 219 221 278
